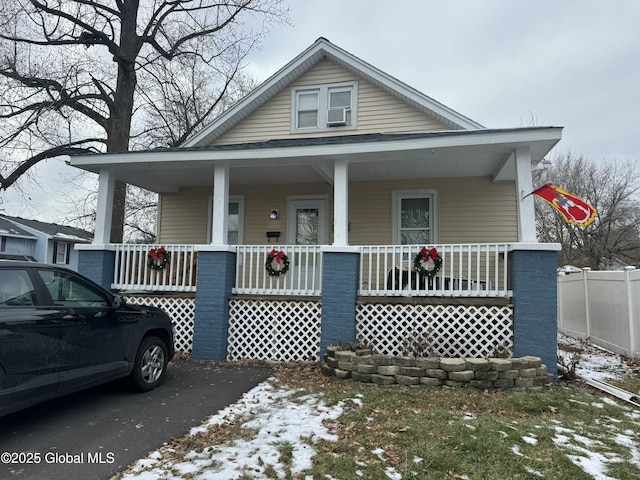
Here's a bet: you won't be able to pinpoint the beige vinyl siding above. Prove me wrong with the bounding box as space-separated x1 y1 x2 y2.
348 177 518 245
212 59 450 145
158 178 517 245
157 188 211 244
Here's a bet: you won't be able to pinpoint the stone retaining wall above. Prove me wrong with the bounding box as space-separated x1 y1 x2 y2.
321 348 554 389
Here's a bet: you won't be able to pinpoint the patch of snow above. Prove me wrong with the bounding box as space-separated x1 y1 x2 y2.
522 435 538 445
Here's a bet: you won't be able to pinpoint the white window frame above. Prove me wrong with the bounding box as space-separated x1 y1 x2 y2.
392 189 439 245
291 81 357 133
207 195 244 245
54 241 70 264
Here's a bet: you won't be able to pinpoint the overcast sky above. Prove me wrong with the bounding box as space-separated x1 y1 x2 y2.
2 0 639 223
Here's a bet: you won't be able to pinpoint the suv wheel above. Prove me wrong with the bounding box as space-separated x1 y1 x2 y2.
129 336 168 391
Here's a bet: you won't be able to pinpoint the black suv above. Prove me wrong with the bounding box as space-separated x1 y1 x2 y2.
0 261 175 417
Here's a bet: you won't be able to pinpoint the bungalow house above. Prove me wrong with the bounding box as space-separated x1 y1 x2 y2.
0 214 92 270
69 38 561 375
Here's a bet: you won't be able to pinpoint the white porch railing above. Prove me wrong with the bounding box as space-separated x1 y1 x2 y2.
359 243 511 297
234 245 322 296
112 244 198 292
110 243 511 297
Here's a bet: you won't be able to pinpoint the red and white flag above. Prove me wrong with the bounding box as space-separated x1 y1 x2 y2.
530 183 596 227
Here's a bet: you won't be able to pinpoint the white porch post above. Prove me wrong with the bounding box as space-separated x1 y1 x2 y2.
333 158 349 246
514 146 537 243
211 163 229 245
94 168 115 244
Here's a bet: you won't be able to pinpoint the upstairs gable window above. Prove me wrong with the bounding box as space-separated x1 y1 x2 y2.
292 81 357 132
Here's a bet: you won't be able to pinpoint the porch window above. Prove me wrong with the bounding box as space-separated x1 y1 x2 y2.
392 190 438 245
207 195 244 245
291 81 357 132
53 241 70 264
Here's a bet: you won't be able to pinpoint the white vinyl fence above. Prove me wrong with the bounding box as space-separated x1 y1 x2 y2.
558 267 640 358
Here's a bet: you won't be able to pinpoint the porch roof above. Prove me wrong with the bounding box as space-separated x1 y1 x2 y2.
69 127 562 193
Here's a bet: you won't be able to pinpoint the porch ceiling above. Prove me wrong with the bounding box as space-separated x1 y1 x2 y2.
69 127 562 193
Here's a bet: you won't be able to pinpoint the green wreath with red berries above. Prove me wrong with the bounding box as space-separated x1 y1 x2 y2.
147 247 170 271
413 246 442 279
265 249 289 277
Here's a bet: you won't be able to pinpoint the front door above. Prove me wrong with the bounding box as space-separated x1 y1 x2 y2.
287 197 327 291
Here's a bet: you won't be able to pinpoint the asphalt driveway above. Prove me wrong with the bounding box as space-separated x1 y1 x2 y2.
0 358 272 480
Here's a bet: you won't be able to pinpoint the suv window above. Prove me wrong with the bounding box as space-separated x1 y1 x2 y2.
37 270 109 307
0 270 36 306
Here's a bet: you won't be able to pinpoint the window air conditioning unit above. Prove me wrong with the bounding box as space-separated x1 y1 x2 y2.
327 107 348 127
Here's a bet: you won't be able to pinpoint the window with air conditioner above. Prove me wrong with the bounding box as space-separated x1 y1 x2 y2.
292 81 357 132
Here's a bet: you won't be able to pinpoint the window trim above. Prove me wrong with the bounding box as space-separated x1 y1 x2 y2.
392 189 439 245
291 81 358 133
53 241 70 265
207 195 245 245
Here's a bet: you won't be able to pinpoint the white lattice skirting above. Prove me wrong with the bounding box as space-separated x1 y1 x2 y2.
228 299 322 362
124 295 195 352
356 303 514 358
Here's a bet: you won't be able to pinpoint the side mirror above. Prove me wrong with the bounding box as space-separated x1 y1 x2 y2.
112 295 123 309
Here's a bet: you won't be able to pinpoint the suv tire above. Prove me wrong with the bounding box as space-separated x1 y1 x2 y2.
129 336 169 391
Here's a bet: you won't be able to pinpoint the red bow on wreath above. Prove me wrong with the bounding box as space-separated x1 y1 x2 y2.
419 246 438 262
149 247 166 260
268 249 285 264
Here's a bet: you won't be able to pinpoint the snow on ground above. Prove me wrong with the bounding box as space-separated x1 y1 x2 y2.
558 332 635 382
119 337 639 480
121 380 355 480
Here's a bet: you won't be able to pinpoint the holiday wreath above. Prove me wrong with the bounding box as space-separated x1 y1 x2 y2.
413 246 442 279
265 249 289 277
148 247 169 271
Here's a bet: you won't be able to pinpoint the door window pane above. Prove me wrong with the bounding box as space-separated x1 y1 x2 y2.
400 197 431 245
0 270 36 306
296 208 319 245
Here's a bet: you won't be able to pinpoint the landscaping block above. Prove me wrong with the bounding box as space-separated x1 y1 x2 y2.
465 358 491 372
325 346 339 358
424 369 448 380
338 361 357 372
377 365 400 376
395 375 420 385
519 368 538 378
416 357 441 369
371 354 393 366
352 355 372 365
499 370 520 379
420 377 444 387
335 351 356 362
325 357 339 369
393 356 416 367
352 371 373 383
334 369 351 379
475 371 499 381
440 358 466 372
399 366 425 377
321 364 335 376
444 380 467 388
372 374 396 385
521 355 542 368
493 378 515 389
448 370 475 382
515 377 535 388
534 375 550 386
357 364 378 374
490 358 513 371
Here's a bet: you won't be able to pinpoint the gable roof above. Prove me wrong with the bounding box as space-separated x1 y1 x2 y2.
182 37 484 148
0 217 36 239
1 215 93 243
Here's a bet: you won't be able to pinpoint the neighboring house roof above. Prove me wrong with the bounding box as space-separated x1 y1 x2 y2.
0 215 93 243
0 217 37 239
182 37 484 148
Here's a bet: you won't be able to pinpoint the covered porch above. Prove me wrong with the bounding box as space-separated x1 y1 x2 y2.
71 128 561 374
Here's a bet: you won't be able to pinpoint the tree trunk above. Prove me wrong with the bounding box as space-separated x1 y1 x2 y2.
105 0 140 243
